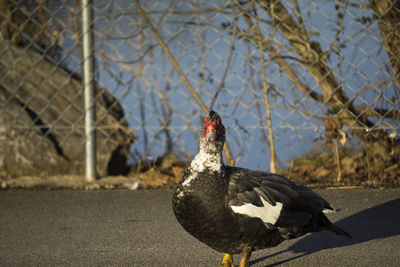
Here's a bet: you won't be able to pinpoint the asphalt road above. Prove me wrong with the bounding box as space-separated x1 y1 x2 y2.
0 189 399 266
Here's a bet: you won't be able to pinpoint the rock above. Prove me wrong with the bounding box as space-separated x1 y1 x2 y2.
0 39 135 178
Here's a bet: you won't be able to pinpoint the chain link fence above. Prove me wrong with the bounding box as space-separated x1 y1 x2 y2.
0 0 399 181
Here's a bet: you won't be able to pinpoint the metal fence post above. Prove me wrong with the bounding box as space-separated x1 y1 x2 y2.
82 0 96 181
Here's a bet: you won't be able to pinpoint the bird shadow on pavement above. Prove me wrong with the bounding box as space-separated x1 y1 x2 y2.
251 198 400 267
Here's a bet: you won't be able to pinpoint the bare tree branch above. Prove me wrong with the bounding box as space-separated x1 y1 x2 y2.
70 0 83 59
252 1 277 173
210 4 238 110
256 0 392 145
370 0 400 87
236 2 325 103
133 0 208 112
336 0 369 9
133 0 235 165
194 0 208 96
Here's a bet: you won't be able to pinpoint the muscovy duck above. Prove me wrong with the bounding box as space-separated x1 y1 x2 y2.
172 110 351 267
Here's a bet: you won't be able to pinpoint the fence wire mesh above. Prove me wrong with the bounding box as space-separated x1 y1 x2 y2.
0 0 399 179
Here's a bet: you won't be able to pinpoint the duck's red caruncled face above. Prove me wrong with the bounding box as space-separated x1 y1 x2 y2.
202 115 225 141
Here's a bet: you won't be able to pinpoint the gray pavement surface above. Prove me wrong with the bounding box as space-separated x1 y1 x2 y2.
0 189 399 266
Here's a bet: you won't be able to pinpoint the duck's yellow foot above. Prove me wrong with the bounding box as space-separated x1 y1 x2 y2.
239 246 252 267
219 253 235 267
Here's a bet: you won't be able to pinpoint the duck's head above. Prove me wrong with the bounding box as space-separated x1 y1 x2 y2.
200 110 225 152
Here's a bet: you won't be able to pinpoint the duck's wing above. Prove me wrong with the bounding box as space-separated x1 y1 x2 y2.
225 166 333 228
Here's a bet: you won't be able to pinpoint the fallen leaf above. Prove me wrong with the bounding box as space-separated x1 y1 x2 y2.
338 129 347 146
388 131 397 139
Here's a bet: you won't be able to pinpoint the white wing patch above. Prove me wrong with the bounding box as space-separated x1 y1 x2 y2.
230 196 283 225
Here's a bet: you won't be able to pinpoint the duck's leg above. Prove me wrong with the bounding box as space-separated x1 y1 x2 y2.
219 253 235 267
239 246 252 267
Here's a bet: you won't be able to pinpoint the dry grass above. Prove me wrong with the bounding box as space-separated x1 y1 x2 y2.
1 148 398 190
281 147 399 188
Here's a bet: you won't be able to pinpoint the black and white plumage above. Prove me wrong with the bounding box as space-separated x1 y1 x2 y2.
172 110 351 266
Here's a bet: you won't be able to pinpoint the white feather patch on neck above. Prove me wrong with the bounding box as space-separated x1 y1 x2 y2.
190 149 223 173
182 145 223 187
230 196 283 225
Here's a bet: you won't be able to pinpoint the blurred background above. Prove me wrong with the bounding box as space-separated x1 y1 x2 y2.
0 0 399 188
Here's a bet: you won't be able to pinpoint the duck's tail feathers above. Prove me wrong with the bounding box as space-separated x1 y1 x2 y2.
328 221 352 239
320 213 352 239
